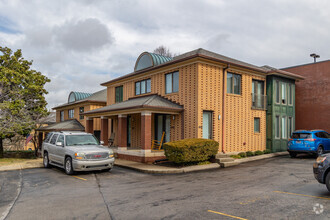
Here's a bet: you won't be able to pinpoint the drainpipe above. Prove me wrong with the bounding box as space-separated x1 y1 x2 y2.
222 65 229 153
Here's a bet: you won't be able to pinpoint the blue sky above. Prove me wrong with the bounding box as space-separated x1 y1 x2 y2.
0 0 329 109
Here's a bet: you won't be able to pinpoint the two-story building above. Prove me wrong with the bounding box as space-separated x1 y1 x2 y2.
82 49 303 162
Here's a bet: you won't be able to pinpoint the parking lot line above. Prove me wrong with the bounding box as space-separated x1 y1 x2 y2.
273 191 330 200
207 210 248 220
72 176 87 181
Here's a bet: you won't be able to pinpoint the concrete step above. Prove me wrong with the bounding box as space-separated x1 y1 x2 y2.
215 153 230 159
217 158 235 163
220 161 240 168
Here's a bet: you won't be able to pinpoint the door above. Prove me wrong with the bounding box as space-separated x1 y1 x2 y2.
203 111 212 139
127 116 131 147
155 114 171 143
48 134 59 162
55 135 65 165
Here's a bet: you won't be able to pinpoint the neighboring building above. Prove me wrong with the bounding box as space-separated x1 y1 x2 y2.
262 66 303 152
52 89 107 140
82 49 303 162
282 60 330 132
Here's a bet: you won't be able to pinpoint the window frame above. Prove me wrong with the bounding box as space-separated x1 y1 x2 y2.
165 71 179 94
288 84 293 105
275 80 280 104
227 72 241 95
79 107 84 120
275 115 280 139
288 117 293 138
254 117 260 133
68 109 74 119
281 116 287 139
135 79 151 96
115 86 123 103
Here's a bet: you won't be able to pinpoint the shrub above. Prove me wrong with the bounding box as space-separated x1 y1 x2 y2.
263 149 271 154
4 151 36 159
246 151 254 157
238 152 246 158
230 155 241 159
254 150 264 156
163 138 219 164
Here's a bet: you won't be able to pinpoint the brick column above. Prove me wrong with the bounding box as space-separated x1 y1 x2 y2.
118 114 127 148
86 117 94 134
101 117 109 146
141 112 152 150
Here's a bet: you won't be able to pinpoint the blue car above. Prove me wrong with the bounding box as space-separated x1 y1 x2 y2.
287 130 330 158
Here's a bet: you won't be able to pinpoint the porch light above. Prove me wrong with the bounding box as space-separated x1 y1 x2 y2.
218 115 221 120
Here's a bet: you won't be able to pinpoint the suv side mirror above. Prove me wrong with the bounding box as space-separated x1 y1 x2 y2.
100 141 104 145
56 142 63 147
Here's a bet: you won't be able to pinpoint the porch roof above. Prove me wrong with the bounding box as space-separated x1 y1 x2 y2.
83 94 183 116
36 119 85 132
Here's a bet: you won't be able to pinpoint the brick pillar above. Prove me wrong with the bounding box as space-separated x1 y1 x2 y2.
118 114 127 148
101 117 109 146
86 117 94 134
141 112 152 150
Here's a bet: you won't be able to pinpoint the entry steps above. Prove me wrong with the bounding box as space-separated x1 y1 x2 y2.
215 154 240 168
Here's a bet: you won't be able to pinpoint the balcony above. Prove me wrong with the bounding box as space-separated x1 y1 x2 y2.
252 93 267 110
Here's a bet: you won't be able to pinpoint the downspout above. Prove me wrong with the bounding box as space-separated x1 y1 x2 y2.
222 64 229 153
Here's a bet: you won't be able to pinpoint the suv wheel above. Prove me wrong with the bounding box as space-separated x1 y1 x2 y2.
65 157 74 175
43 152 51 168
317 146 324 157
326 172 330 192
289 152 297 158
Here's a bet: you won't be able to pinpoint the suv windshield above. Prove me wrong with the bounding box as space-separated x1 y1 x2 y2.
66 135 99 146
291 133 312 139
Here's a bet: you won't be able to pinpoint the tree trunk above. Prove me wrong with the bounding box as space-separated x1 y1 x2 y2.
0 137 3 158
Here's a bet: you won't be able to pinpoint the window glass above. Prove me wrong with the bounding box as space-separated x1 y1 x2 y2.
141 80 146 94
165 73 173 94
227 73 233 93
281 117 287 138
135 82 140 95
233 74 241 94
135 54 153 71
66 135 99 146
115 86 123 103
288 117 293 138
227 72 241 95
57 135 64 145
44 133 53 143
50 134 59 145
275 116 280 138
173 71 179 92
79 107 84 120
68 109 74 119
60 111 64 122
275 81 280 103
147 79 151 93
254 118 260 133
291 133 312 139
281 83 287 104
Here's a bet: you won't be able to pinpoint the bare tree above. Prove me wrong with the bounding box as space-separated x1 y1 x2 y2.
153 45 174 58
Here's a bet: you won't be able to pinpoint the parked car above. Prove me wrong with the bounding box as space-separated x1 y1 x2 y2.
313 154 330 192
42 131 115 175
287 130 330 158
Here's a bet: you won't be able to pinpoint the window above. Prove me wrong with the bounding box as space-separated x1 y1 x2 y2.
254 118 260 133
115 86 123 103
135 79 151 95
288 84 293 105
57 135 64 145
281 117 287 139
50 134 59 145
68 109 74 119
60 111 64 122
227 72 241 95
275 116 280 138
252 80 265 109
288 117 293 137
165 71 179 94
79 107 84 120
44 133 53 143
281 82 287 104
275 81 280 103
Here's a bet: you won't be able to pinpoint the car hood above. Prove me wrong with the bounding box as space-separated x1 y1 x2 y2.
66 145 111 153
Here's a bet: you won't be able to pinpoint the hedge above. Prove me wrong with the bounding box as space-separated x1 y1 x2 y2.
4 151 36 159
163 138 219 164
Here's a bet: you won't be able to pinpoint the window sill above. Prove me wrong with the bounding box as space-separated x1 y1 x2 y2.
226 93 242 98
251 107 266 111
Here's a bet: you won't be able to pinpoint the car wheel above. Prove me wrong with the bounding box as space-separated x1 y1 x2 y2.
317 146 324 157
289 152 297 158
326 172 330 192
43 152 51 168
65 157 74 175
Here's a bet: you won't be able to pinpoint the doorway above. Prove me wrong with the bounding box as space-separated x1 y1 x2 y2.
155 114 171 143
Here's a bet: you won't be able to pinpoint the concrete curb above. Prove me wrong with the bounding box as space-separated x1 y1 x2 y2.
234 151 289 164
0 159 43 172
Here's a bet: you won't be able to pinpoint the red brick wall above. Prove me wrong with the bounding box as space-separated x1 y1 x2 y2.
283 60 330 132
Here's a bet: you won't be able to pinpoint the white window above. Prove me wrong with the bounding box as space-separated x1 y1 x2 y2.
281 82 287 104
68 109 74 119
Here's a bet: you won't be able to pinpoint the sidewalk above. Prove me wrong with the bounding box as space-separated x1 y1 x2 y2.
0 158 43 172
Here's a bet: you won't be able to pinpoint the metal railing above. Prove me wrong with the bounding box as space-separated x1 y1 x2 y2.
251 93 267 110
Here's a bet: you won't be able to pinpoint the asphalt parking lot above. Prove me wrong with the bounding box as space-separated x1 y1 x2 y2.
0 155 329 220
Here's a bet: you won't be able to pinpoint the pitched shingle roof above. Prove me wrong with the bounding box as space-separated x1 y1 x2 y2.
36 119 85 132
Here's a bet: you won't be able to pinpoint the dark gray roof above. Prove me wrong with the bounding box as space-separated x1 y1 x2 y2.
84 94 183 115
36 119 85 132
40 112 56 124
53 89 107 109
261 65 304 80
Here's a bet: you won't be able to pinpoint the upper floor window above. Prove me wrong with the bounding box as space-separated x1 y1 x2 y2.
252 80 265 109
165 71 179 94
227 72 241 95
254 117 260 133
275 81 280 103
288 84 293 105
281 82 287 104
79 107 84 120
60 111 64 122
115 86 123 103
68 109 74 119
135 79 151 95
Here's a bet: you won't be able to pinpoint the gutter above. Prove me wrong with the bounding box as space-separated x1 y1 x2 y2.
222 65 229 153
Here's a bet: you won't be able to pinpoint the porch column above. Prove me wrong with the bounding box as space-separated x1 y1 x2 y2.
141 111 152 150
101 117 109 146
38 132 43 150
118 114 127 148
86 117 94 134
